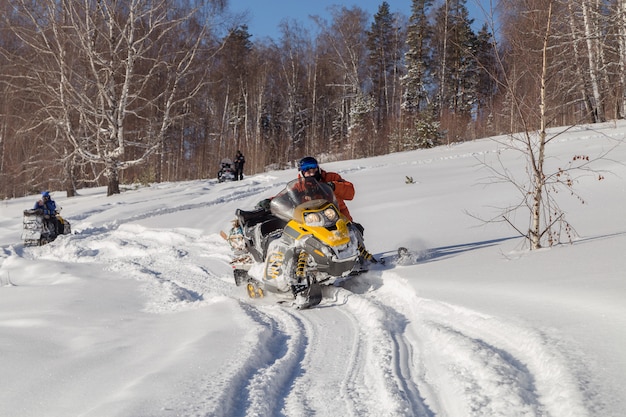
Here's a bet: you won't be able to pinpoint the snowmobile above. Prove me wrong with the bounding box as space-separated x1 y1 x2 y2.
21 208 71 246
217 158 236 183
226 177 366 309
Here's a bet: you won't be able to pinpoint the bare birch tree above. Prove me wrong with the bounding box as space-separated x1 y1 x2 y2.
480 0 610 249
275 21 312 162
566 1 596 122
6 0 217 196
580 0 606 122
314 7 369 158
615 0 626 118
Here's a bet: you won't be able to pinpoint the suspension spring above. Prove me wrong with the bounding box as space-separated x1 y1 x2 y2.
295 251 308 279
358 244 372 260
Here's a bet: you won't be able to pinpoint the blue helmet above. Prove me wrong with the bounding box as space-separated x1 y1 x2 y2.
41 191 50 198
298 156 322 180
298 156 319 173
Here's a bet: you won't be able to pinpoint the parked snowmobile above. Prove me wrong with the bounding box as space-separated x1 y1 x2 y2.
227 177 365 309
217 158 236 183
21 208 71 246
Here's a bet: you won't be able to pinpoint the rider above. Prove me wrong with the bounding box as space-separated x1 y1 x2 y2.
256 156 354 217
33 191 62 237
234 150 245 181
297 156 354 220
234 156 379 264
296 157 378 263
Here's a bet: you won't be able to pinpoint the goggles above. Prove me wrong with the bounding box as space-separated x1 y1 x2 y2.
300 160 319 172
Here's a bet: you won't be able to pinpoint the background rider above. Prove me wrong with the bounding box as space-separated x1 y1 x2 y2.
33 191 62 236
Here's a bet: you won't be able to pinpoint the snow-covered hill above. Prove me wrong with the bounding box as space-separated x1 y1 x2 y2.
1 122 625 417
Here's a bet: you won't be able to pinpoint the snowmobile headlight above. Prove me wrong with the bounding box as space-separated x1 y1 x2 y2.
324 207 338 222
304 212 324 226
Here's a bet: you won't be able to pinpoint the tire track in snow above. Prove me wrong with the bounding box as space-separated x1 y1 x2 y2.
338 285 432 417
369 271 590 417
271 284 431 417
212 297 365 417
214 284 431 417
72 181 281 236
24 221 590 417
167 301 307 417
222 303 309 417
415 320 541 417
281 297 363 417
29 225 237 312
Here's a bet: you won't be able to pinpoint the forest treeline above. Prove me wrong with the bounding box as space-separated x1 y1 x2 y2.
0 0 624 198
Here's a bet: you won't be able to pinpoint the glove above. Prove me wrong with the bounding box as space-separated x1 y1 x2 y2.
256 198 272 211
327 181 335 190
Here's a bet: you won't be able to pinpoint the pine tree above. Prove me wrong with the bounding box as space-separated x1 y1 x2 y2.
219 25 253 149
474 24 499 136
403 0 433 114
431 0 479 141
366 2 402 132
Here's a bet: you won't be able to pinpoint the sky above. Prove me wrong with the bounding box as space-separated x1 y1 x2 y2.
226 0 493 40
1 121 625 416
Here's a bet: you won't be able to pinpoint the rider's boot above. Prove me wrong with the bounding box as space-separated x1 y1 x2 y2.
291 281 322 309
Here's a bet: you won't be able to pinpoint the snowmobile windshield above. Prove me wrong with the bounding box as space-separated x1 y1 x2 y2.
270 177 338 221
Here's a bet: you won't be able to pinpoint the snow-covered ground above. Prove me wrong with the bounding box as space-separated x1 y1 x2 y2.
1 121 625 417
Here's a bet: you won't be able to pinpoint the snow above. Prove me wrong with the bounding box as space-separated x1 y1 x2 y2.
1 121 626 417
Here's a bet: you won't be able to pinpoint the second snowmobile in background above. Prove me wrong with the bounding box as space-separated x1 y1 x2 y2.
217 158 236 183
21 208 71 246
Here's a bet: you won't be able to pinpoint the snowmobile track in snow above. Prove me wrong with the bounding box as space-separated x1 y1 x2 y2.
216 268 592 417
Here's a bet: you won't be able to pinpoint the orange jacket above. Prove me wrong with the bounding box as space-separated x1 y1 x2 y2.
299 169 355 221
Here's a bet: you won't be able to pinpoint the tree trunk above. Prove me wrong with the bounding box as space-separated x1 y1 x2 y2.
581 0 605 122
64 154 77 197
566 2 594 123
106 164 120 196
530 1 553 250
439 0 449 123
618 0 626 118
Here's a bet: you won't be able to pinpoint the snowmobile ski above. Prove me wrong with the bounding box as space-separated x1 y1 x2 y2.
295 282 322 309
276 282 323 309
377 247 417 266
